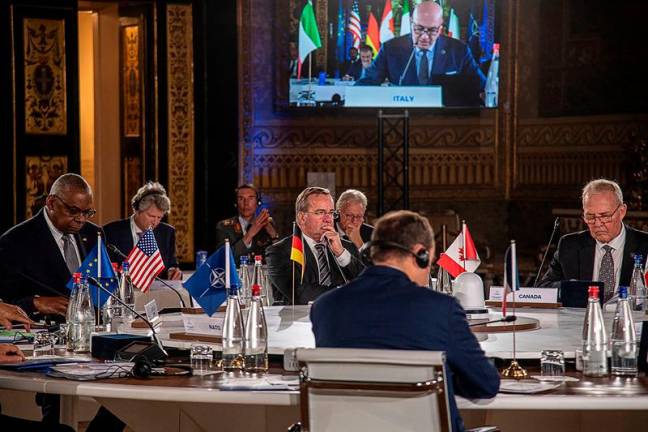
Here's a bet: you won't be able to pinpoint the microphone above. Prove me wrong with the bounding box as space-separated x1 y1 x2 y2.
322 236 349 285
469 315 517 327
86 275 168 358
107 244 190 308
7 267 68 298
533 217 560 287
398 48 417 86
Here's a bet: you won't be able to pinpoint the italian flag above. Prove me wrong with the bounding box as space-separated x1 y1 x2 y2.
400 0 411 36
297 0 322 79
366 12 380 58
379 0 395 43
448 8 460 39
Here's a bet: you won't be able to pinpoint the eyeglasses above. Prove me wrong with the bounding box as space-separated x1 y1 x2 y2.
52 195 97 219
342 213 364 222
303 210 339 219
412 24 441 37
582 203 622 225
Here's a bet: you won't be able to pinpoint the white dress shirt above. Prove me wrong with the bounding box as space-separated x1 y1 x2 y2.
129 216 144 247
303 234 351 282
44 207 81 265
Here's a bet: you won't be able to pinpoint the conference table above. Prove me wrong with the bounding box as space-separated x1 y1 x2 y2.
1 305 648 431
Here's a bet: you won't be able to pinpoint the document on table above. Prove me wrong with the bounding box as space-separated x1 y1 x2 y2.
48 362 134 380
219 374 299 391
499 379 562 394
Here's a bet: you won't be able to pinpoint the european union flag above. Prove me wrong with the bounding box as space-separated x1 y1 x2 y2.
183 245 240 316
66 242 119 308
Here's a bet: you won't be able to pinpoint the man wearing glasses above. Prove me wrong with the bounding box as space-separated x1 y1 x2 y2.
539 179 648 301
266 187 363 304
356 1 485 103
0 173 101 317
335 189 374 249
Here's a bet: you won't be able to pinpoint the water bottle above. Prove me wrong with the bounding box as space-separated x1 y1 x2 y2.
629 254 646 311
244 284 268 373
610 286 638 376
222 286 245 371
582 286 608 377
118 261 136 323
484 43 500 108
252 255 273 306
102 262 120 331
437 267 452 295
238 256 251 308
68 275 96 353
66 272 82 351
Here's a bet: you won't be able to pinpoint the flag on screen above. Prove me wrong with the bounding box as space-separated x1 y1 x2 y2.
379 0 395 43
183 243 240 316
127 228 165 293
366 11 380 58
298 0 322 79
336 0 346 63
466 11 481 63
400 0 411 36
66 239 119 308
480 0 495 63
348 0 362 50
437 222 481 278
502 241 520 316
447 8 460 39
290 222 305 282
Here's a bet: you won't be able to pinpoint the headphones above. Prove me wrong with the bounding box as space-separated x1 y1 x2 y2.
234 184 262 208
365 240 430 269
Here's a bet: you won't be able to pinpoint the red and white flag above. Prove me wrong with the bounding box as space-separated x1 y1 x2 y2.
127 228 165 292
437 222 481 278
379 0 395 43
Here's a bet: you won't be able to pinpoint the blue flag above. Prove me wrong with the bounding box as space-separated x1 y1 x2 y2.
66 241 119 308
335 0 347 63
479 0 495 64
466 12 481 64
183 245 240 316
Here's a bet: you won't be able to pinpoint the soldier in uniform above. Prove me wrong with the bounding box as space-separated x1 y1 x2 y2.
215 184 279 262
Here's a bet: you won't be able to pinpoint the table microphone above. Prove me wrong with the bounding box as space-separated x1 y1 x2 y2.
398 48 417 86
107 244 190 308
86 276 168 358
469 315 517 327
532 217 560 287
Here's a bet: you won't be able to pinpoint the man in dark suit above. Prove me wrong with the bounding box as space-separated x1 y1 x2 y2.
356 1 485 104
539 179 648 301
266 187 364 304
104 181 181 280
342 45 374 81
335 188 373 249
311 210 499 432
216 184 279 263
0 174 101 316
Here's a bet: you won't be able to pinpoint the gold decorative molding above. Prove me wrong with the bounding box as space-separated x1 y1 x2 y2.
122 25 141 138
23 18 67 135
166 4 194 262
25 155 67 218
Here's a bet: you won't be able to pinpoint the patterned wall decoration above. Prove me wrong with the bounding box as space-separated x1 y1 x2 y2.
25 155 67 218
166 4 195 262
122 25 141 138
23 18 67 135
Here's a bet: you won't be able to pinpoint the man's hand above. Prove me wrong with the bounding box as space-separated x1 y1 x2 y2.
33 296 69 316
344 223 364 249
0 303 33 331
321 226 345 257
167 267 183 280
0 344 25 364
244 209 273 243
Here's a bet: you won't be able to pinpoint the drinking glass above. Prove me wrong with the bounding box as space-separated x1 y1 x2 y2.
540 349 565 376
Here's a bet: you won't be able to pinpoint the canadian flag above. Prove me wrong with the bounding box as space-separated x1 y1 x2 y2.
437 222 481 278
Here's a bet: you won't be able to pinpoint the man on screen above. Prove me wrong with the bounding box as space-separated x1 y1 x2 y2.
356 1 485 102
342 45 373 81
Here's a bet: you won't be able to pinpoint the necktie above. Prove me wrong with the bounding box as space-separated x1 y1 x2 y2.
315 243 332 286
418 49 429 85
599 245 615 299
62 234 80 274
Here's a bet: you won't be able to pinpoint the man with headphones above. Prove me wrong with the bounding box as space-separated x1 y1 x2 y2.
311 210 500 432
215 184 279 262
104 182 181 280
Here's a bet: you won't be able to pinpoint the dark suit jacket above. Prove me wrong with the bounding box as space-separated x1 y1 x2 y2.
215 216 275 263
538 225 648 289
265 235 364 305
356 34 486 101
103 218 179 278
337 222 374 245
311 266 500 432
0 209 102 314
345 59 363 80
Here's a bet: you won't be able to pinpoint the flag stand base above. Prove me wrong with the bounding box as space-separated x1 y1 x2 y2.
501 360 528 380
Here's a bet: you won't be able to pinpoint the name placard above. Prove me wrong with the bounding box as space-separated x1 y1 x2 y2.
489 286 559 304
182 312 225 336
345 86 443 107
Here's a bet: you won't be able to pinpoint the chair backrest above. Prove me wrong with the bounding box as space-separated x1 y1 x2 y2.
296 348 451 432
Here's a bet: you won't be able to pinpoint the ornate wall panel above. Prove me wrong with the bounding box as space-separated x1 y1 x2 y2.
122 25 141 138
25 155 66 218
23 18 67 135
166 4 194 262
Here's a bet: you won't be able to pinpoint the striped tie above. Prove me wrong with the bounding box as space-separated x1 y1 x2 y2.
315 243 332 286
599 245 615 299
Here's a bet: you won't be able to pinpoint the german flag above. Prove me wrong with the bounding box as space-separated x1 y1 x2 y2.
290 222 305 281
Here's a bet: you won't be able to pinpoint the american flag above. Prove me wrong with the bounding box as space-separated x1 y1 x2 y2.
348 0 361 49
126 228 165 292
